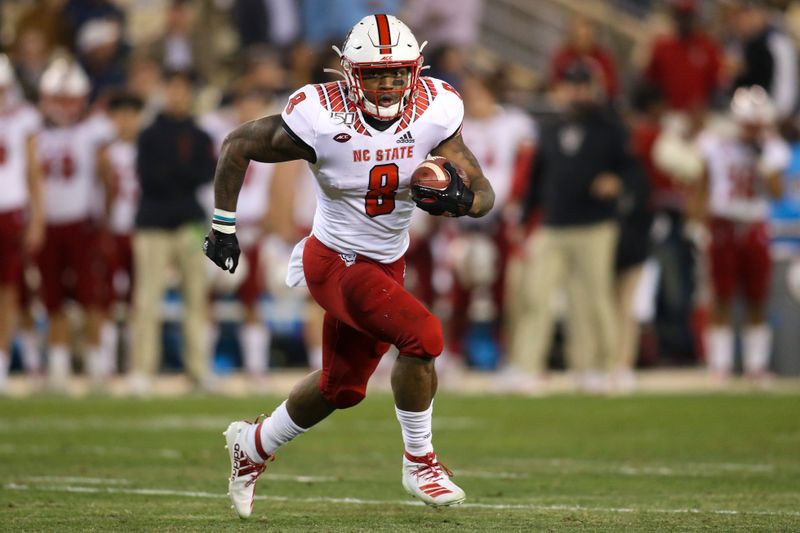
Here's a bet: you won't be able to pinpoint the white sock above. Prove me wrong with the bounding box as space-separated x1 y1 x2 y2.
86 345 105 379
0 351 9 390
241 324 270 375
743 324 772 375
20 330 42 373
244 400 307 463
308 346 323 370
395 401 434 457
101 321 118 375
49 345 70 381
706 326 734 374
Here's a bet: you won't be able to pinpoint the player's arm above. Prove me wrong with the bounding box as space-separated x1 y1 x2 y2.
24 135 44 254
431 134 495 217
206 114 314 273
96 145 116 229
214 114 314 212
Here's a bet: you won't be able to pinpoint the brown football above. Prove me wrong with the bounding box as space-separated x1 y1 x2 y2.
410 156 470 191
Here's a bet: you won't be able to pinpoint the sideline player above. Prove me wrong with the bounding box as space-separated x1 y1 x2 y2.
695 86 789 380
0 54 44 392
204 15 494 516
201 84 304 380
36 59 115 388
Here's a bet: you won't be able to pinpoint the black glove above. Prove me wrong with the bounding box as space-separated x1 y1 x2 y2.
203 229 240 273
411 162 475 217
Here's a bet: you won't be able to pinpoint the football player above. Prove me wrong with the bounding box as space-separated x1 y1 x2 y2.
96 92 147 376
450 66 536 363
695 86 789 381
36 59 115 389
0 54 44 392
205 15 494 516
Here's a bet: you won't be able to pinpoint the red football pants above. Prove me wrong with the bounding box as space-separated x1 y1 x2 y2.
302 236 443 408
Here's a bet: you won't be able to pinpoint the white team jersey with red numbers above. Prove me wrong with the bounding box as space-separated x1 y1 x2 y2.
697 131 791 222
461 106 535 212
106 140 139 235
281 77 464 263
0 103 42 212
37 114 115 224
200 110 274 227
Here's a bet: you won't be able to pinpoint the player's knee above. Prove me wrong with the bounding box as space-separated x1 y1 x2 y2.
322 385 367 409
400 313 443 359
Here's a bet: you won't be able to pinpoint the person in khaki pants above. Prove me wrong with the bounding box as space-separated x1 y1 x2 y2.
129 70 216 393
501 62 632 393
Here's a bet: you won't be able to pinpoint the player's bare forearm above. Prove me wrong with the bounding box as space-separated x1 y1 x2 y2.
214 114 314 211
432 134 494 217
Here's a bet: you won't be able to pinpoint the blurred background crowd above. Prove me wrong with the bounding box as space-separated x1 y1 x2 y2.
2 0 800 396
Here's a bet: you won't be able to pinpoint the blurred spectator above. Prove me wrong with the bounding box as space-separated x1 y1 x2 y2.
613 86 657 391
96 92 145 374
549 16 620 101
731 1 798 120
241 46 287 95
286 40 318 89
426 46 468 89
126 54 164 125
644 0 722 111
506 64 633 393
232 0 300 50
76 17 128 101
35 58 116 389
13 0 72 54
148 0 211 83
0 55 44 393
11 27 53 102
403 0 483 51
450 67 536 363
63 0 125 35
130 69 215 394
695 86 789 381
301 1 403 48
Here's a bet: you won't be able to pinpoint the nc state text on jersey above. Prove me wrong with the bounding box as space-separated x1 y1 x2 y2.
353 146 415 162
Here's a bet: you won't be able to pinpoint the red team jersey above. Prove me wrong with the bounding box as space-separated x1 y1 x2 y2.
697 130 791 304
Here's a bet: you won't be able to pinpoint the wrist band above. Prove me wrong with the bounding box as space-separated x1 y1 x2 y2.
212 208 236 234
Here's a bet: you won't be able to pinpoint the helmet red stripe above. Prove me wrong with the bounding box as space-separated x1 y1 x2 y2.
375 14 391 54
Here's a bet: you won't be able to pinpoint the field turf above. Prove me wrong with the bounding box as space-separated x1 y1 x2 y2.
1 392 799 532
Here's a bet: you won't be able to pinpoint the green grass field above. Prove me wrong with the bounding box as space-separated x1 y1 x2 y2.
1 392 799 532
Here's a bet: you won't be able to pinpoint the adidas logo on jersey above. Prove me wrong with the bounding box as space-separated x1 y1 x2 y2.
396 131 415 144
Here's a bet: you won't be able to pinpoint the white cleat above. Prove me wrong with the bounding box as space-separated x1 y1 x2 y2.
402 452 465 507
223 419 272 519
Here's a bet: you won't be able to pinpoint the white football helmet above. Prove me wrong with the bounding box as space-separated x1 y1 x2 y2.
39 58 90 125
731 85 775 126
39 58 90 97
0 54 15 87
333 14 426 120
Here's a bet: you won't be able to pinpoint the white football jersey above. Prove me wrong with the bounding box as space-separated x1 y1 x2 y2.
461 105 535 213
37 114 115 224
0 103 42 212
200 110 274 226
281 77 464 263
697 131 790 222
106 140 139 235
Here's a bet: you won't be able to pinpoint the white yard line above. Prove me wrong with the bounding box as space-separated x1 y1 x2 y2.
4 482 800 518
25 476 131 485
